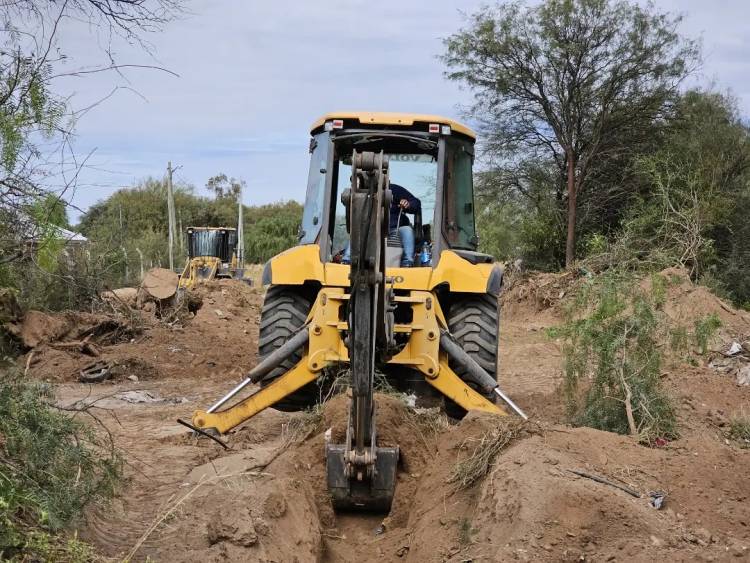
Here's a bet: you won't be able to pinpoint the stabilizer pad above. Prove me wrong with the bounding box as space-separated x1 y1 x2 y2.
326 444 399 512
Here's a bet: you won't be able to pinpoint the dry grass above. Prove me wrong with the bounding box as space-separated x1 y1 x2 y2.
281 404 325 445
728 416 750 448
448 418 529 490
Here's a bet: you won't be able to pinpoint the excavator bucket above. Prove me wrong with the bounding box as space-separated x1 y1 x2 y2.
326 444 399 512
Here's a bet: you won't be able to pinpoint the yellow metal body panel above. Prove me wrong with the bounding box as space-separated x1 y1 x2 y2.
267 244 494 294
265 245 327 286
389 293 442 377
179 256 220 289
310 111 476 140
308 288 350 365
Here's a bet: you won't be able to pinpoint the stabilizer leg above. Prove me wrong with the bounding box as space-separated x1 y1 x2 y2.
427 360 508 415
192 358 320 434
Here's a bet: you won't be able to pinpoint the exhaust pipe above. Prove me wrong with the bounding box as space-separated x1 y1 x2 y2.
439 331 528 420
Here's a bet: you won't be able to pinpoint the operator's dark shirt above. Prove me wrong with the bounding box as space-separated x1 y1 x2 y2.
389 184 421 231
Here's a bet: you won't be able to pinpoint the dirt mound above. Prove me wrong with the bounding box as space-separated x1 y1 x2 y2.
26 267 749 562
18 279 263 382
145 472 322 563
653 267 750 345
501 270 579 324
6 309 134 349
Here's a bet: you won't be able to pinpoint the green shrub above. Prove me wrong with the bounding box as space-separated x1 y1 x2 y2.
693 313 722 355
0 369 122 560
549 272 677 443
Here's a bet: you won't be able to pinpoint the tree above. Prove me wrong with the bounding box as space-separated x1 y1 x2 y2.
0 0 181 267
206 173 244 202
615 91 750 302
443 0 699 266
77 179 303 289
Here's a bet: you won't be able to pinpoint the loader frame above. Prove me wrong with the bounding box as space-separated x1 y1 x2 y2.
191 286 506 434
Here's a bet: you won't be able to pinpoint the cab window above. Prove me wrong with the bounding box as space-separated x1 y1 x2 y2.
330 152 437 260
443 139 477 250
299 132 330 244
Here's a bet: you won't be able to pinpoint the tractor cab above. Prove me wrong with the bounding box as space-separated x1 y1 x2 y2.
299 112 492 269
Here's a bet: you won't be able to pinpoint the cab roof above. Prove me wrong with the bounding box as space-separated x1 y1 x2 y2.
310 111 476 140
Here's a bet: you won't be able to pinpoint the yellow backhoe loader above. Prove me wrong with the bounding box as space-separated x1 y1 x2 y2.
183 112 526 511
178 227 247 288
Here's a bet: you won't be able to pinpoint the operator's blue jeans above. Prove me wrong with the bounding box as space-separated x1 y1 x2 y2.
342 226 415 266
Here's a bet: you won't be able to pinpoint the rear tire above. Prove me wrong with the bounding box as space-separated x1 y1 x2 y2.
443 293 500 420
258 285 318 411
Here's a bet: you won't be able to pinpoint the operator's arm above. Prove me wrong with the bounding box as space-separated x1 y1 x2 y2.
391 184 421 214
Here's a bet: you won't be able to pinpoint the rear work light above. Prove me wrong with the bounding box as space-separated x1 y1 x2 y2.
324 119 344 131
428 123 452 135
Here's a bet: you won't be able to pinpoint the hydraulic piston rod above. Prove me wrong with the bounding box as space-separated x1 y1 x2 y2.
439 331 528 420
206 328 309 413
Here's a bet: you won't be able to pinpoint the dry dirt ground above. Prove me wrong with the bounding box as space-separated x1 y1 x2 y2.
11 271 750 562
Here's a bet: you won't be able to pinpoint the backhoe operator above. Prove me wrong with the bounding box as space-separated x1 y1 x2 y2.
342 183 421 267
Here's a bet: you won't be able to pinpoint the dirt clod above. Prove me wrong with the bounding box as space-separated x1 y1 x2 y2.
263 491 287 518
207 506 258 547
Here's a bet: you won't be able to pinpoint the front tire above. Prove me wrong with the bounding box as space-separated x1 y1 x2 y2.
258 285 318 411
443 293 500 420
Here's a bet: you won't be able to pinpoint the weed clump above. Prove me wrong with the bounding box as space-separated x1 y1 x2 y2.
0 369 122 561
693 313 722 355
448 418 527 490
550 272 678 444
728 417 750 448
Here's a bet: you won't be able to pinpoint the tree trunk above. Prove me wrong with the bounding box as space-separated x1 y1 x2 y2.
565 147 577 268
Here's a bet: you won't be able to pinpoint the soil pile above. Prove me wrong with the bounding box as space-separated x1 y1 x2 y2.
501 270 579 324
124 394 439 562
6 309 134 349
12 278 262 382
654 267 750 345
163 392 749 562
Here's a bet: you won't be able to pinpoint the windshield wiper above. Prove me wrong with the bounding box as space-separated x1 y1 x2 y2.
333 132 437 150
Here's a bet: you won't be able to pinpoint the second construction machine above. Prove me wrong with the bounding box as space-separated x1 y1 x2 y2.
186 112 525 511
178 227 247 288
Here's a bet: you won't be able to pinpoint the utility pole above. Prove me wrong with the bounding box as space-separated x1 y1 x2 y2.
236 181 245 269
166 161 176 271
121 246 129 283
177 209 184 256
135 247 144 281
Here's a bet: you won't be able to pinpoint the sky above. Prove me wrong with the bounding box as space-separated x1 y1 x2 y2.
51 0 750 222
